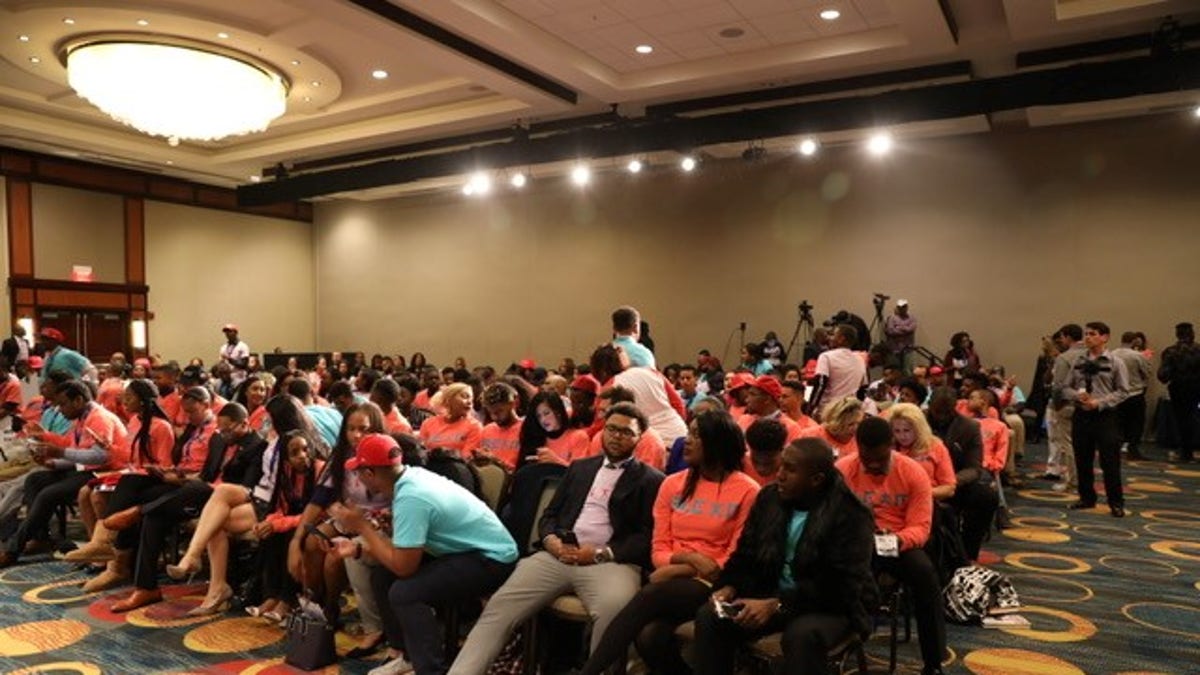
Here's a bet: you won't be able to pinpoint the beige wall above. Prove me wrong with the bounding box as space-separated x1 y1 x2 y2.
314 114 1200 389
31 183 125 282
145 201 316 363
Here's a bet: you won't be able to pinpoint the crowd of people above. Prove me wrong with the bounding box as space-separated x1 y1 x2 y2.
0 303 1196 675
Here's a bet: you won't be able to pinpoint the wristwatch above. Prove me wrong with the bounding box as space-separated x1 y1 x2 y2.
594 546 614 564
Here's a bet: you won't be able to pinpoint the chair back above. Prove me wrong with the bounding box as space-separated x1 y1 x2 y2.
474 461 510 512
528 477 561 553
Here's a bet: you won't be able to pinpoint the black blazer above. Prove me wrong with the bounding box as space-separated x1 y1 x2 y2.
201 430 268 487
537 454 664 569
932 413 985 485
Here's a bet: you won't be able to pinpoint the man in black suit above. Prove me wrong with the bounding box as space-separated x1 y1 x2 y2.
0 324 30 370
450 402 665 675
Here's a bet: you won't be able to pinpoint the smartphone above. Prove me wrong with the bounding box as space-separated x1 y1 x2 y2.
715 601 743 620
304 523 333 544
558 530 579 546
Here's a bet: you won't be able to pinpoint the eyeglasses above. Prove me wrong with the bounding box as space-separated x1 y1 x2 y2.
604 424 638 440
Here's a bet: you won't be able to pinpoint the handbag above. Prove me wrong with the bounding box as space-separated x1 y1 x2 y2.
284 608 337 671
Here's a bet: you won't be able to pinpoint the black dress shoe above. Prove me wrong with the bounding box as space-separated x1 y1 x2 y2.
344 635 385 659
1067 501 1095 510
1111 506 1126 518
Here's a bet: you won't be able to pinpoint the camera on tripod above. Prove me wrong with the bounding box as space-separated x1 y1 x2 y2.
872 292 890 311
798 300 813 323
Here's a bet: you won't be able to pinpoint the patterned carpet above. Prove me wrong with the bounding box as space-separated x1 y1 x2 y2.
0 441 1197 674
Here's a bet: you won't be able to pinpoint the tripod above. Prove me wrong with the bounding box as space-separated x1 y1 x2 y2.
867 293 889 345
783 303 815 364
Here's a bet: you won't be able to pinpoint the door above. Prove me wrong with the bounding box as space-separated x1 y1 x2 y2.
36 310 83 352
84 312 129 363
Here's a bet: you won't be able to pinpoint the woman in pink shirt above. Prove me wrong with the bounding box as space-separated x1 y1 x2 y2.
418 382 483 457
798 397 864 459
517 391 589 467
887 403 956 501
576 410 760 675
235 376 270 434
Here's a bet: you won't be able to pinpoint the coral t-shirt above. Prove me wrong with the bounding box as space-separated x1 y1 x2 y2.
898 440 957 490
736 412 805 444
419 415 483 457
383 407 414 435
542 429 591 464
978 417 1010 473
651 470 761 569
836 451 933 551
115 414 175 469
479 419 522 469
798 424 859 459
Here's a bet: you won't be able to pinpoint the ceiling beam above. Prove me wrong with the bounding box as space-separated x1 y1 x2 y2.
239 48 1200 206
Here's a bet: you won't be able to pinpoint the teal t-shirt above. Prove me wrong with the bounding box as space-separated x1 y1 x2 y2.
778 510 809 591
42 347 89 379
391 467 518 564
40 407 72 436
305 405 343 449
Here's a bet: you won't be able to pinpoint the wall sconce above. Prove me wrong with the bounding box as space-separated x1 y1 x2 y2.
17 317 34 338
131 319 147 350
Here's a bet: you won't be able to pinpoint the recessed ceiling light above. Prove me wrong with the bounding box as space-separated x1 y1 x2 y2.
249 175 261 183
63 18 75 25
627 159 643 173
136 19 149 26
570 165 591 186
371 69 388 80
1194 104 1200 118
216 32 230 39
718 27 745 39
28 56 40 64
635 44 653 54
680 156 697 172
18 35 30 42
820 9 841 21
798 138 819 156
290 59 301 66
303 96 312 102
510 172 527 188
311 80 321 87
165 160 174 165
867 132 893 156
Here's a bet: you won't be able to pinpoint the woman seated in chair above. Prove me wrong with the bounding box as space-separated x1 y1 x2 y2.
576 410 760 675
516 391 589 468
798 397 864 460
165 395 324 615
286 401 389 657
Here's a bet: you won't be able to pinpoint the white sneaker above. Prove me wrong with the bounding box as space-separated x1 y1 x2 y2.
1051 482 1069 492
368 655 415 675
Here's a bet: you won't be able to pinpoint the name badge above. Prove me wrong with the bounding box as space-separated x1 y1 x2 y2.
874 533 899 557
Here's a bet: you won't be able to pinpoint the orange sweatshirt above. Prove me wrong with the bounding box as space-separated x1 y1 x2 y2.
836 451 932 551
419 415 484 457
799 424 859 459
651 470 761 569
898 439 956 490
479 419 522 469
978 417 1010 473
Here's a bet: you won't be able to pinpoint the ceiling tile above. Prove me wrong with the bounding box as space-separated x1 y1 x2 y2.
605 0 675 21
542 4 628 34
497 0 556 20
635 3 743 33
719 33 772 53
729 0 801 19
655 29 719 51
676 44 727 59
591 21 658 51
852 0 893 22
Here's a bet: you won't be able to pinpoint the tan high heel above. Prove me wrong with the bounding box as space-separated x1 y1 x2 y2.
186 584 233 617
165 554 201 581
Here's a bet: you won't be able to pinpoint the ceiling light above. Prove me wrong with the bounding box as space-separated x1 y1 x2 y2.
464 172 491 196
510 172 527 188
798 138 819 156
217 32 230 39
1194 105 1200 118
249 175 261 183
310 80 321 87
371 69 388 80
570 165 591 186
680 156 697 172
29 56 40 64
462 183 475 196
63 18 75 25
303 96 312 102
66 39 288 142
627 159 643 173
635 44 653 54
820 9 841 21
18 35 30 42
136 19 149 26
867 132 893 156
290 59 301 66
165 160 173 165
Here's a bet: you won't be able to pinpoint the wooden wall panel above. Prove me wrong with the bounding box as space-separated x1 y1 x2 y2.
5 178 34 277
35 289 131 310
124 197 145 284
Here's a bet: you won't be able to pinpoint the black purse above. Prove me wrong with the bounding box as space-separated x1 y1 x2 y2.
284 609 337 671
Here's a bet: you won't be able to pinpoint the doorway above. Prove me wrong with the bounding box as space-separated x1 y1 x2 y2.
37 310 130 363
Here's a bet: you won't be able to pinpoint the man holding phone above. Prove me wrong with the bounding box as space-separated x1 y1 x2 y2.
450 402 665 675
693 438 876 675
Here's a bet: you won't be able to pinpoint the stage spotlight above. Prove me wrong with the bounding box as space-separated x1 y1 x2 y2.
867 132 893 156
627 159 643 173
510 172 527 188
680 156 697 172
798 138 819 157
571 165 591 186
1194 104 1200 118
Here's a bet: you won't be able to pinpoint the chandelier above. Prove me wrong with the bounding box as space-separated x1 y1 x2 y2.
65 37 288 143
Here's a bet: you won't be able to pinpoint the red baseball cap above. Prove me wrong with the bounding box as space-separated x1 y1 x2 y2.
518 358 536 369
728 372 755 391
27 355 44 369
345 433 401 471
570 375 599 394
39 327 65 343
222 324 239 332
929 366 945 375
751 375 783 402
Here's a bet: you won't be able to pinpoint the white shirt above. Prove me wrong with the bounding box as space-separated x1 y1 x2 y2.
612 367 688 444
815 348 867 407
219 340 251 379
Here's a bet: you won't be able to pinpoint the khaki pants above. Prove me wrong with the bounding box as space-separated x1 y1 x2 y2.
1047 404 1075 484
